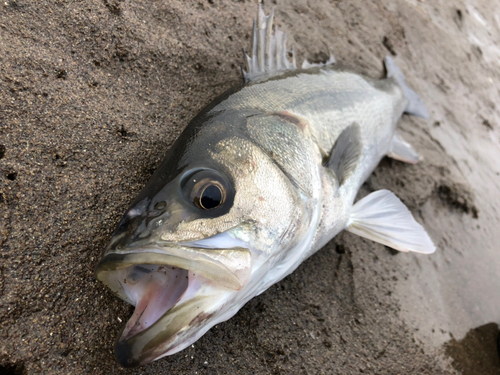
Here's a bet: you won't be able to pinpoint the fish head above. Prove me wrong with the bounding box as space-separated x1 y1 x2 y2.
95 109 309 367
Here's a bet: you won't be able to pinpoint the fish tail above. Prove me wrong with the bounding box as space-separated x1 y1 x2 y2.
384 56 429 118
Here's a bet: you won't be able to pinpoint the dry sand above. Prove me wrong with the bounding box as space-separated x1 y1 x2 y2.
1 0 500 374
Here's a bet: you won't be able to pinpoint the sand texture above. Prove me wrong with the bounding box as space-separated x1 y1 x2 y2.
1 0 500 374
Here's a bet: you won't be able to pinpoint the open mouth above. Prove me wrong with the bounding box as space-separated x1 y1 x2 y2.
116 264 190 341
95 244 252 367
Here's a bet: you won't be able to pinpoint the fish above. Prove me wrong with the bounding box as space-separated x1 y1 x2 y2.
95 5 435 368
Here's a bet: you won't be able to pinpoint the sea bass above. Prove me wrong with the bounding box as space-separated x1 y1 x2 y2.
95 6 435 367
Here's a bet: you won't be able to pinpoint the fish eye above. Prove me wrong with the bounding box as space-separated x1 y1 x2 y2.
181 169 232 212
195 182 225 210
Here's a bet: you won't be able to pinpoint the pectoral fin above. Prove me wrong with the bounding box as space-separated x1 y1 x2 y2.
387 133 421 164
346 190 435 254
326 122 362 185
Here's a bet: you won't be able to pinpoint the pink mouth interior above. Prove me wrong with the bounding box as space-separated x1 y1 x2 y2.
119 265 189 341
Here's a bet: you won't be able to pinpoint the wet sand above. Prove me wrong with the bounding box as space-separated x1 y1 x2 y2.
1 0 499 374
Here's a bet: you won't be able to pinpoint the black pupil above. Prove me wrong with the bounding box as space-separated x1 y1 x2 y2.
200 185 222 209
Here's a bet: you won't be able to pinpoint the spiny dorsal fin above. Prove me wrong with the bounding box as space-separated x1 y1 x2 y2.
243 5 336 82
326 122 362 185
243 5 297 82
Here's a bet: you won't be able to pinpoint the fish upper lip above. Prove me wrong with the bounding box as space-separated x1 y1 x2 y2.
95 243 252 293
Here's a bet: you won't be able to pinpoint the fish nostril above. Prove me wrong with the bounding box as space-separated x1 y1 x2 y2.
147 201 168 218
154 201 167 210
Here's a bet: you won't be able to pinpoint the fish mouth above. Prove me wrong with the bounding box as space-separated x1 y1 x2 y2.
95 244 252 367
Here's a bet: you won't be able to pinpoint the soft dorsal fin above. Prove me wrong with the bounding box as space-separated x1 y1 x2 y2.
326 122 362 185
302 53 336 69
346 190 436 254
387 133 421 164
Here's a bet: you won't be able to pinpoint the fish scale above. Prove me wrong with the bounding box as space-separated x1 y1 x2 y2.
210 66 406 194
95 5 435 367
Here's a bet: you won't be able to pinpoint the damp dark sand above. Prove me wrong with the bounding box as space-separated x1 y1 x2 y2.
1 0 500 374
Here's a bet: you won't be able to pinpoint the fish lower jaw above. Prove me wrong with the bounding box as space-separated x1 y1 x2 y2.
113 264 228 368
118 264 190 342
94 246 251 366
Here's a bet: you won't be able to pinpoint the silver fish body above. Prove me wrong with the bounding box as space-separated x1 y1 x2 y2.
95 7 434 368
217 66 408 250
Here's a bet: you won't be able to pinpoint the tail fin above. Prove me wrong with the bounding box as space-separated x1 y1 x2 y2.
384 56 429 118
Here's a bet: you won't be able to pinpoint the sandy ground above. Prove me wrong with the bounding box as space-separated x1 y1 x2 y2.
1 0 500 374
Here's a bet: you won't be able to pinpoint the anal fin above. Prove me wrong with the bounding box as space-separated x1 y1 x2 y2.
326 122 362 185
346 190 435 254
387 133 421 164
